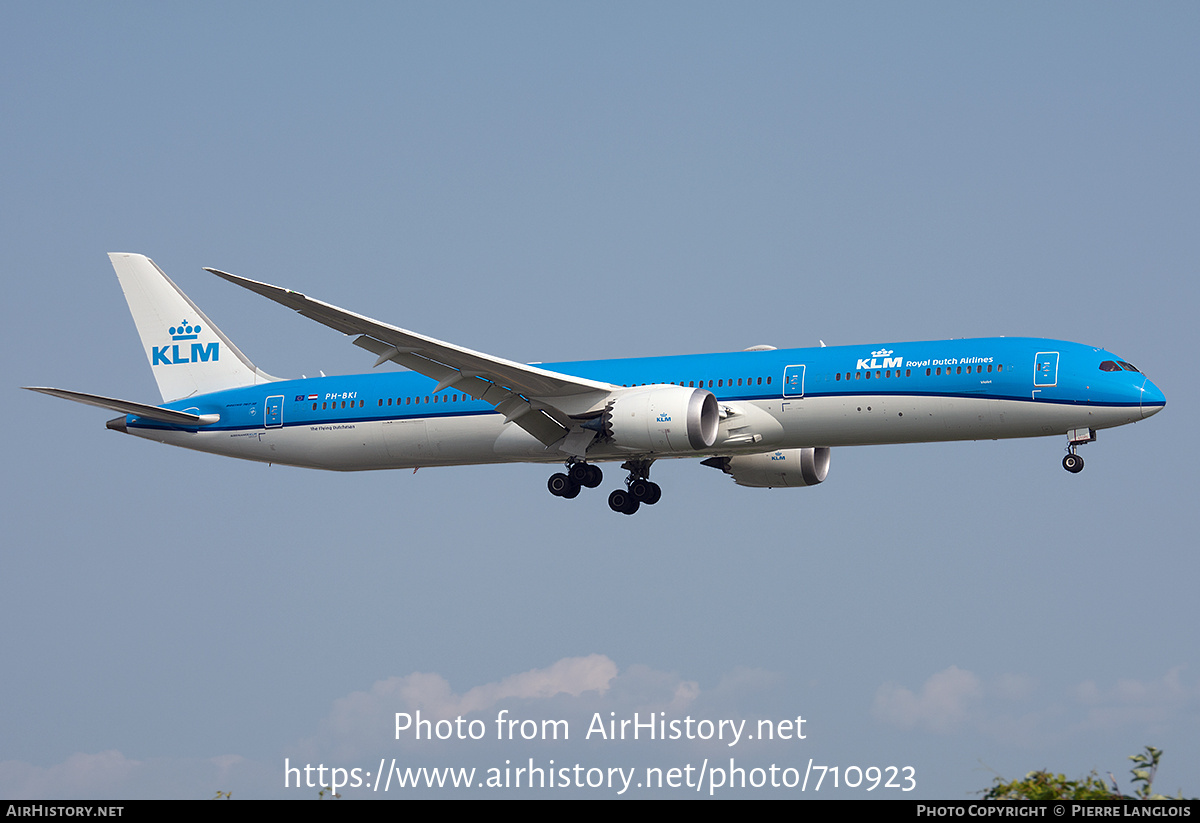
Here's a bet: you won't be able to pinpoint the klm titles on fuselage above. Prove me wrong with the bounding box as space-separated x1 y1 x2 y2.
856 355 903 370
855 348 996 371
902 356 995 369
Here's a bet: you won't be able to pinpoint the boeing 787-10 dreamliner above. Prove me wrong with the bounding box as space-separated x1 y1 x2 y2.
26 254 1166 514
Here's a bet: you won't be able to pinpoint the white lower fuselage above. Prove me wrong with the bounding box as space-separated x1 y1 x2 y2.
126 391 1148 472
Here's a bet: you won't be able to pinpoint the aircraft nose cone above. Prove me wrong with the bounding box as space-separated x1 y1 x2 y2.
1141 378 1165 419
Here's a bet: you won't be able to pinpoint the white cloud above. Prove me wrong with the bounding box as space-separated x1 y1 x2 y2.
995 672 1037 701
872 665 983 734
0 750 140 797
310 654 630 759
872 666 1200 747
1072 666 1198 734
2 657 786 798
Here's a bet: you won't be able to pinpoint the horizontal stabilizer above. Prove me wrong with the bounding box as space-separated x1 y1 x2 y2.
22 387 218 426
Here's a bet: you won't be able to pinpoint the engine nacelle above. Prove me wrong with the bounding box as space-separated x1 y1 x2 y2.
703 448 831 488
603 386 719 453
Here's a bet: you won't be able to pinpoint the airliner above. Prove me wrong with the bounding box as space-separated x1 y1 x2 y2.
26 254 1165 514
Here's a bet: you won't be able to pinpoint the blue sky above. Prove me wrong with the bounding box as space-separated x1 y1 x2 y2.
3 2 1198 798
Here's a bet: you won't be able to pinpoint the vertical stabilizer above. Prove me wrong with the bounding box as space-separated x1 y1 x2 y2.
108 253 278 402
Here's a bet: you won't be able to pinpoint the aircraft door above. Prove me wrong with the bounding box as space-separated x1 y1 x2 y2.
1034 352 1059 387
783 365 806 398
264 395 284 428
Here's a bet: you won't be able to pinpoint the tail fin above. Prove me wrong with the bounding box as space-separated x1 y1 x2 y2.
108 253 278 401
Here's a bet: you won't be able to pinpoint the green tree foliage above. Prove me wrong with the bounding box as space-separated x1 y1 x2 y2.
981 768 1116 801
981 747 1188 801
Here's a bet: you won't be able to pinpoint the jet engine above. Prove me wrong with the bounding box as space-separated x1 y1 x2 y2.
702 447 831 488
599 386 719 453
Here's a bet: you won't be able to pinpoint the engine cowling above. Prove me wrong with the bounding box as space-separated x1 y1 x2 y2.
703 448 831 488
603 387 719 453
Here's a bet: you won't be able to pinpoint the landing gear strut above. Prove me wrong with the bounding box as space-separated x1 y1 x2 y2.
548 460 602 499
1061 428 1096 474
608 459 662 515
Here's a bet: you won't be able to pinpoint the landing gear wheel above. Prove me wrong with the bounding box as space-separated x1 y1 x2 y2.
628 479 662 505
643 481 662 505
1062 453 1084 473
583 464 603 488
608 489 640 515
548 473 576 497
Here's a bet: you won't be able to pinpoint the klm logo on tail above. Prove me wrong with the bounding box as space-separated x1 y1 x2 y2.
152 319 219 366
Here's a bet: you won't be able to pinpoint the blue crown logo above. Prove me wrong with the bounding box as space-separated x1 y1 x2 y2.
169 320 202 341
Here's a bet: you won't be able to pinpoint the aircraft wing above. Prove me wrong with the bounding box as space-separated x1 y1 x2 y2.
205 268 613 449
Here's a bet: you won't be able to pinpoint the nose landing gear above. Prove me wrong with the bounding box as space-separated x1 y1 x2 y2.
1062 428 1095 473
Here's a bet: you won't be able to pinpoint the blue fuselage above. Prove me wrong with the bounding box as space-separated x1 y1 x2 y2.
124 336 1164 471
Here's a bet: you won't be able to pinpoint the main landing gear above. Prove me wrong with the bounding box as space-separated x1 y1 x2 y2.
546 459 662 515
1062 428 1095 474
547 460 603 499
607 459 661 516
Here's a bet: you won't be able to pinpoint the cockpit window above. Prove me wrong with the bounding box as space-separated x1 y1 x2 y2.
1100 360 1141 373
